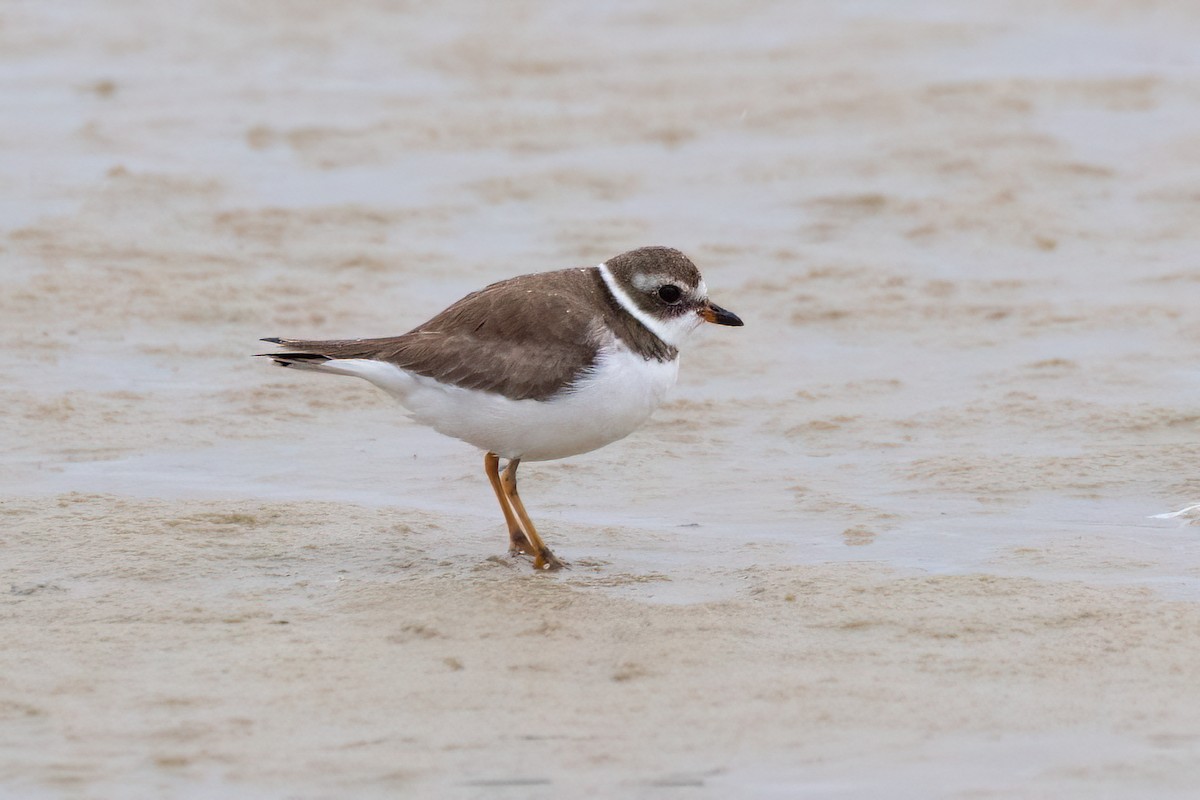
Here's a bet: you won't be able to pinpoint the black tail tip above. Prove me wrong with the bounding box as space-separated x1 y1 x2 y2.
257 352 330 365
261 337 284 344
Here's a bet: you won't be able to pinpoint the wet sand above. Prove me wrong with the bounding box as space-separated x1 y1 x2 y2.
3 1 1200 797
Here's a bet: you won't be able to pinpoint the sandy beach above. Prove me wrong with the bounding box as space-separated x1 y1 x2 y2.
3 1 1200 797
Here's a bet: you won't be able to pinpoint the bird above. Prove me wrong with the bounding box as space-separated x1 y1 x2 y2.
258 246 743 570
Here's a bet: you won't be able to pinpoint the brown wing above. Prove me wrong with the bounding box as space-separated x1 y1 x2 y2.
264 268 613 401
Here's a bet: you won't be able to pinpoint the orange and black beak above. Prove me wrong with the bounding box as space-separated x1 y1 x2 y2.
700 301 744 327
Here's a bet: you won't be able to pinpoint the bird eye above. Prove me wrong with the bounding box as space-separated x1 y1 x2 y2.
657 284 683 304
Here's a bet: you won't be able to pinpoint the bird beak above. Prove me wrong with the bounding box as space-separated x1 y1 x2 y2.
699 301 744 327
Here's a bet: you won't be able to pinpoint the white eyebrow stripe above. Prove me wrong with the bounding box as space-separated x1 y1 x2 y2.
631 272 669 292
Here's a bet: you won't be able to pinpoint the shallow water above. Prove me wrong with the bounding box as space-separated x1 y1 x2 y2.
3 1 1200 797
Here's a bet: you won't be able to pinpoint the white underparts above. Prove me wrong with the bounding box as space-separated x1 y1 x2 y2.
296 343 680 462
597 262 704 348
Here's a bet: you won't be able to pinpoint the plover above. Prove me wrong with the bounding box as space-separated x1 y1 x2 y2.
259 246 743 570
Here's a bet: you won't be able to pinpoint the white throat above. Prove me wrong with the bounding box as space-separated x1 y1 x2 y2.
597 262 702 348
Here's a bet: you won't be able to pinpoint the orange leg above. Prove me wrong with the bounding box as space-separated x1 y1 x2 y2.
500 458 565 571
484 452 534 556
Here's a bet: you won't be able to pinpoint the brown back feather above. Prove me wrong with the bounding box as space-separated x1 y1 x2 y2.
269 267 676 401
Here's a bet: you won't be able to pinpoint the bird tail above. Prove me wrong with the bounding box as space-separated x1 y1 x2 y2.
254 338 414 396
254 337 334 370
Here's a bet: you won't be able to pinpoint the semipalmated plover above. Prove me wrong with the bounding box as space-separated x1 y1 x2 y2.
259 246 743 570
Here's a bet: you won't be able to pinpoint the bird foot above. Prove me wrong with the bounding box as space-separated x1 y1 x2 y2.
508 533 567 571
534 550 568 571
509 531 536 557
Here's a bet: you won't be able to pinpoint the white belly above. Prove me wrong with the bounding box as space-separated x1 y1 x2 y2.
326 344 680 461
